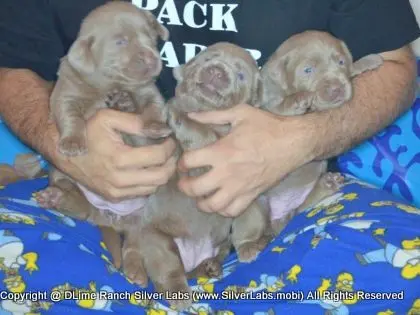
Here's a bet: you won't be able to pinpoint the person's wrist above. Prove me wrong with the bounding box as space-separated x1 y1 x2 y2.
274 114 316 166
41 121 69 170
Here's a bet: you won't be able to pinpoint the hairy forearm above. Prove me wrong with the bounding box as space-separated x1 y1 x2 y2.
306 47 417 160
0 68 60 162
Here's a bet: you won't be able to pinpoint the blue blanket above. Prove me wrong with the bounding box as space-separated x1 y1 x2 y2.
0 175 418 314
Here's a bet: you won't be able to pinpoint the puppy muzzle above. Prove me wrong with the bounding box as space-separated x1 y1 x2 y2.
195 61 234 99
128 48 162 81
316 75 352 107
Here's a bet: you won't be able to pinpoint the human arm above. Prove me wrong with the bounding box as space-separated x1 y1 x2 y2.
310 46 416 160
176 0 420 216
177 45 416 217
0 68 176 201
0 0 176 201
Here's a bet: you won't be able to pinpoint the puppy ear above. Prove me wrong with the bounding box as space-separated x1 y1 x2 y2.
256 70 268 107
172 65 184 82
339 41 357 75
156 23 169 41
266 53 290 90
338 41 353 62
67 36 96 74
258 53 290 106
250 72 262 107
144 10 169 41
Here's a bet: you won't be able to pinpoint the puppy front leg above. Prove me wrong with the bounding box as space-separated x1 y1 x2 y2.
351 54 383 77
274 91 316 116
54 98 88 156
168 99 219 151
132 86 172 139
104 89 137 113
169 105 219 177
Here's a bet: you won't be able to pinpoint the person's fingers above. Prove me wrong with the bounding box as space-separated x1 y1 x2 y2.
110 156 177 188
177 168 221 198
187 106 243 125
220 194 253 217
94 109 144 136
196 189 233 214
113 138 176 169
178 145 216 172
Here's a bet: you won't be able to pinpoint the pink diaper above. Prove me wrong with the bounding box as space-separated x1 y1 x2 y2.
77 184 218 272
268 181 317 221
76 183 147 216
174 237 220 273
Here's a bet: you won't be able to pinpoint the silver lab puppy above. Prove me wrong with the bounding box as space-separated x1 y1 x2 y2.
35 1 171 272
258 30 383 235
124 42 273 311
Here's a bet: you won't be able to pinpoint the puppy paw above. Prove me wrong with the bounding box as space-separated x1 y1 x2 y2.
293 91 313 114
122 250 148 287
321 172 345 191
351 54 383 76
190 258 222 279
105 89 136 113
237 241 262 263
166 284 193 311
359 54 383 71
202 258 222 278
142 122 173 139
58 135 87 156
34 186 63 209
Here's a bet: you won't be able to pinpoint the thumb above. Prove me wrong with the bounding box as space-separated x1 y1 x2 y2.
99 109 145 136
187 106 243 125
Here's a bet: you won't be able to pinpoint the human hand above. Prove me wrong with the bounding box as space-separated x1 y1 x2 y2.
177 104 314 217
51 109 176 201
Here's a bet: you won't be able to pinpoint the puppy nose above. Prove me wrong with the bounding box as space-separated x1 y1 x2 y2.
201 65 229 88
327 85 344 99
209 66 224 79
324 81 345 102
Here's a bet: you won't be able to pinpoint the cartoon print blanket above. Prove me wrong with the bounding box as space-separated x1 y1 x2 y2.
0 175 418 315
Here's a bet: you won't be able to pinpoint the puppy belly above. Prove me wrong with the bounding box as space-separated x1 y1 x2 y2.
268 180 317 221
77 183 147 216
174 237 220 273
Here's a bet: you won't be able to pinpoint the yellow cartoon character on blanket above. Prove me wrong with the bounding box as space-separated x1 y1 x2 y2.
299 272 358 314
0 230 39 292
371 201 420 215
356 237 420 280
305 191 358 218
0 207 35 225
283 211 376 247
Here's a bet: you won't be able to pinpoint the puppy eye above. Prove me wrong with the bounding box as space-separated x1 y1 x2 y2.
338 58 346 66
116 37 129 46
303 66 313 74
237 72 245 81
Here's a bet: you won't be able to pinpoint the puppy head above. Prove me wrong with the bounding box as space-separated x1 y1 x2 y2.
67 2 169 86
262 31 355 111
173 42 260 109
